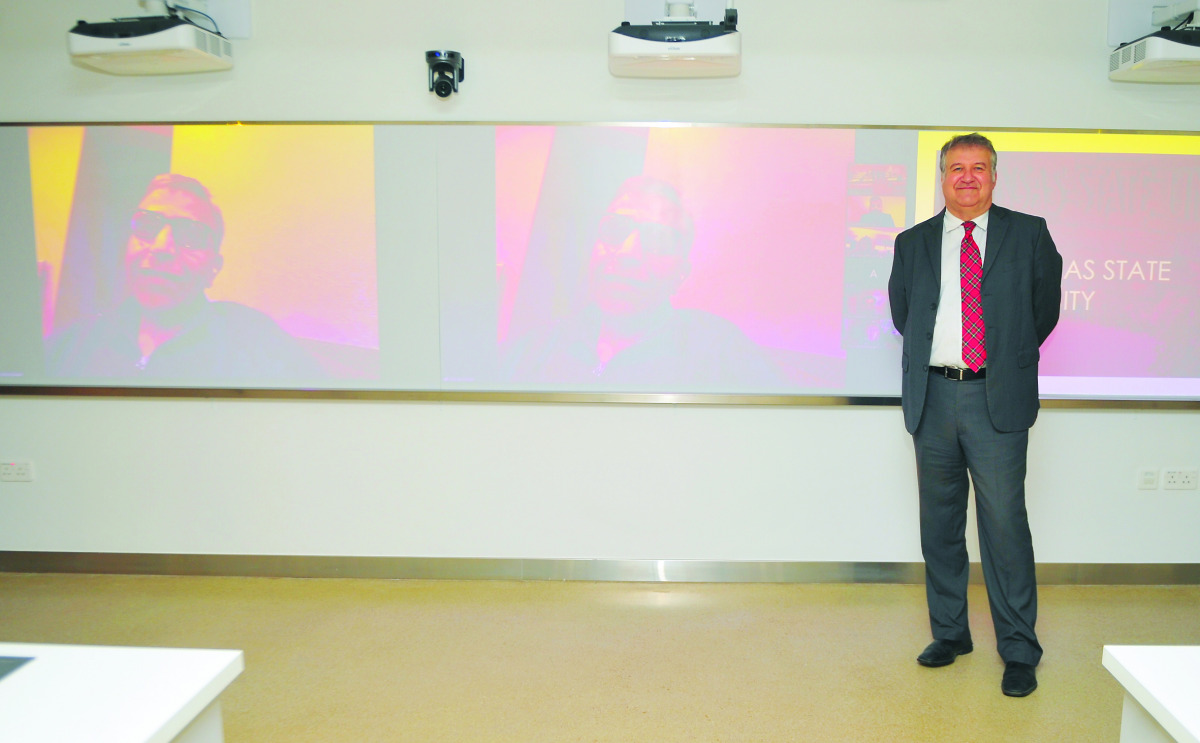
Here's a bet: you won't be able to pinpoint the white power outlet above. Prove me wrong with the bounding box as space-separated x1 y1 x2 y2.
0 461 35 482
1163 469 1199 490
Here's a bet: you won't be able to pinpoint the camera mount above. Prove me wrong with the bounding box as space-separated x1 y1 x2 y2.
426 50 465 98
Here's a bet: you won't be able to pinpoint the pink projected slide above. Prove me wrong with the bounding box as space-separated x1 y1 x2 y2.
495 126 864 392
31 125 380 383
997 151 1200 381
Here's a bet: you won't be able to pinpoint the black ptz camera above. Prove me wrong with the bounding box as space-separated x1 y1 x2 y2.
426 50 464 98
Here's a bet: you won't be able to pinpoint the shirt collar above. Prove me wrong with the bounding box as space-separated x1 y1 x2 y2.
943 209 989 234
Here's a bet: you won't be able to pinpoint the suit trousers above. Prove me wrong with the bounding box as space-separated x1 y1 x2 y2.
913 372 1043 666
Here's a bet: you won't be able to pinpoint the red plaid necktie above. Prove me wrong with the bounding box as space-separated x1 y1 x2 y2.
960 220 986 372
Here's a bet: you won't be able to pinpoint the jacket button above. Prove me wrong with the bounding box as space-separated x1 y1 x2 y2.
926 333 933 340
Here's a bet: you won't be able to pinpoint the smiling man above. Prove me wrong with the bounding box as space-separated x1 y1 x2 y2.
47 174 317 380
888 133 1063 697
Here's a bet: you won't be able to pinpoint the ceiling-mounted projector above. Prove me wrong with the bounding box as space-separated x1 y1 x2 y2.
1109 28 1200 82
68 14 232 75
609 2 740 78
1109 0 1200 82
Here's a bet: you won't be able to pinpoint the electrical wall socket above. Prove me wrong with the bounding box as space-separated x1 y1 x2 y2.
0 461 34 482
1162 469 1199 490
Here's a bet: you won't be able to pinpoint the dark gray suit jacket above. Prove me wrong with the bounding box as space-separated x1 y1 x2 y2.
888 205 1063 434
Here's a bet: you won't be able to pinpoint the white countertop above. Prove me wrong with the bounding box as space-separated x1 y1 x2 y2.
1103 645 1200 743
0 642 244 743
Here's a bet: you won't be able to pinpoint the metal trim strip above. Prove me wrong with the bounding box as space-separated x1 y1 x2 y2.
1 386 1196 409
4 122 1200 135
1 553 1197 585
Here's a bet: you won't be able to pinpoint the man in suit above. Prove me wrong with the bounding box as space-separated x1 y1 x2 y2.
888 133 1062 697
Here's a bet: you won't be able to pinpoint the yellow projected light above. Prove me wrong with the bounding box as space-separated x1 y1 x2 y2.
171 124 379 347
27 127 86 334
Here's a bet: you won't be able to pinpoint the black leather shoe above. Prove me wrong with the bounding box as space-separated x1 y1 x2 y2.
1001 661 1038 697
917 639 973 667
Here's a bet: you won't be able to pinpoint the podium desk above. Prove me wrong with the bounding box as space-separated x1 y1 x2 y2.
1103 645 1200 743
0 643 244 743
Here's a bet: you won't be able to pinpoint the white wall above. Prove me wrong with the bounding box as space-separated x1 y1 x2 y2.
1 0 1198 564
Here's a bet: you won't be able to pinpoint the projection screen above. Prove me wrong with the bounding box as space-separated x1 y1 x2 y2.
1 123 1197 401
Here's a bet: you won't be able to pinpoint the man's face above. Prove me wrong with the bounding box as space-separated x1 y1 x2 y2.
125 187 223 311
941 145 996 220
587 187 691 317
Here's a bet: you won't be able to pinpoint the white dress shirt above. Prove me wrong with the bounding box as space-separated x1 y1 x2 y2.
929 210 989 369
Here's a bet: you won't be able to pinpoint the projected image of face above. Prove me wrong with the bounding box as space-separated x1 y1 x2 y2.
587 177 693 317
941 145 996 221
125 175 225 312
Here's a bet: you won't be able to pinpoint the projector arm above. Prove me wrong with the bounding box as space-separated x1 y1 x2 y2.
1152 0 1199 29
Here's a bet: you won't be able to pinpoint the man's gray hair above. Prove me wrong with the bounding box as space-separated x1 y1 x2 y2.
938 133 998 175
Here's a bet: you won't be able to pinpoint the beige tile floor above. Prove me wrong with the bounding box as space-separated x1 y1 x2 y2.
2 573 1198 742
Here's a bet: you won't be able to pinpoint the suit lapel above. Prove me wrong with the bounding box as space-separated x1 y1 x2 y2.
921 209 945 286
982 205 1008 280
